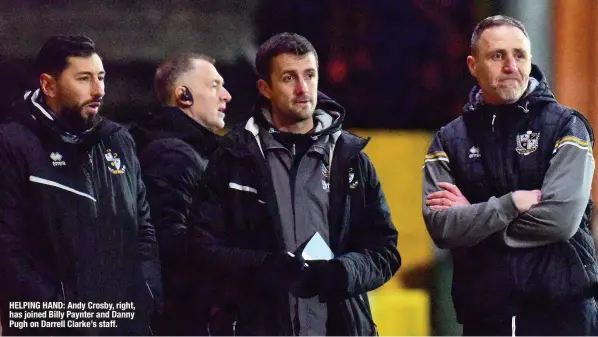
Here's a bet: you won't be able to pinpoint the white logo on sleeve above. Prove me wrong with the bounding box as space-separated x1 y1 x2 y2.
468 146 481 159
50 152 66 166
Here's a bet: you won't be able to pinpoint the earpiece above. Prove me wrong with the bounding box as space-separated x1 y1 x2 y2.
180 86 194 106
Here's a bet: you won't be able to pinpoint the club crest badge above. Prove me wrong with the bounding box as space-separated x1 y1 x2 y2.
515 131 540 155
104 149 126 174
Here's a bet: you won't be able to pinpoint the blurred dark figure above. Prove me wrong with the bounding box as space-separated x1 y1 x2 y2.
130 53 232 335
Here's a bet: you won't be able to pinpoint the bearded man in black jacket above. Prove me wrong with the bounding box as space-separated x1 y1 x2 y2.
0 35 161 336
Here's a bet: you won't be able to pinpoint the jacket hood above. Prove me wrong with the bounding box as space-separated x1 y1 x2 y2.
11 89 120 145
129 106 220 154
463 64 557 115
251 91 345 140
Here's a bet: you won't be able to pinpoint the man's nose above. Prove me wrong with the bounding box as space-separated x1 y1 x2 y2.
92 79 105 98
503 56 517 73
221 87 232 102
295 78 308 95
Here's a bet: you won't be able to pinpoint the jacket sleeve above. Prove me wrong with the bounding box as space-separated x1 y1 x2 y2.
0 131 61 302
133 147 163 310
422 129 521 249
505 113 594 247
140 143 201 268
187 149 270 277
335 153 401 297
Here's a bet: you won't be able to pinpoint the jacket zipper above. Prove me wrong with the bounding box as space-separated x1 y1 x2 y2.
85 150 99 202
490 110 509 197
145 281 155 335
61 281 66 302
145 281 154 300
492 114 496 133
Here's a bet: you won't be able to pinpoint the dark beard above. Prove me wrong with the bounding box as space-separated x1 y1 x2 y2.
59 102 102 134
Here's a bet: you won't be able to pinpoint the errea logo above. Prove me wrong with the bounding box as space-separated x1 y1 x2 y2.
469 146 481 159
50 152 66 167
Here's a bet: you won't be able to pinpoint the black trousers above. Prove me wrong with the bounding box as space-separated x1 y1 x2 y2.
462 298 598 336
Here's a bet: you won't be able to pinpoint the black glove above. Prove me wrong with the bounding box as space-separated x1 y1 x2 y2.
291 259 348 302
260 252 306 291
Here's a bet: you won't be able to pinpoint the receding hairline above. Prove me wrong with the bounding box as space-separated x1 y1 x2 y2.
154 53 215 104
470 15 529 56
474 26 531 57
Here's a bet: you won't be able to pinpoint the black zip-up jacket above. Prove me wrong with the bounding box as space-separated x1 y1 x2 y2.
0 90 161 335
187 93 401 336
423 65 598 323
130 107 220 335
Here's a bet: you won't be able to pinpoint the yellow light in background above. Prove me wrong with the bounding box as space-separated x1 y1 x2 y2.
351 129 434 336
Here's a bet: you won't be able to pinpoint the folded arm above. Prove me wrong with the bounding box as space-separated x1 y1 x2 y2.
505 113 594 247
422 130 521 249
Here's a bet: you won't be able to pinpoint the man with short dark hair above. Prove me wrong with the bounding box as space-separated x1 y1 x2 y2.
0 35 161 335
188 32 401 336
130 53 231 335
423 15 598 335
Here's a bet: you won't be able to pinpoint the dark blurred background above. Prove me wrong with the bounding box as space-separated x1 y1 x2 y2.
0 0 494 130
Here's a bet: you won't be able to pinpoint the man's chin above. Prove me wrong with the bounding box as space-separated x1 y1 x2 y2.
292 106 315 119
497 89 524 104
61 112 101 134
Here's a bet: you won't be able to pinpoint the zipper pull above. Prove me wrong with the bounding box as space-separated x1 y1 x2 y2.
88 153 93 169
292 143 296 158
491 114 496 132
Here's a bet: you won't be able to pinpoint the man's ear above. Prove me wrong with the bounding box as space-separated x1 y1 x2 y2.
175 86 193 107
257 79 271 100
466 55 477 78
40 73 57 98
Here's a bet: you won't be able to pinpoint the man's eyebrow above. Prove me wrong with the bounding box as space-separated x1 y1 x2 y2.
280 69 299 75
74 71 106 76
513 48 528 54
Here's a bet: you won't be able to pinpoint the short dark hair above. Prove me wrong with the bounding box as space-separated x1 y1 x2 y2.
36 35 97 76
470 15 529 55
255 32 318 81
154 53 215 104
